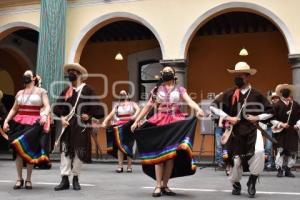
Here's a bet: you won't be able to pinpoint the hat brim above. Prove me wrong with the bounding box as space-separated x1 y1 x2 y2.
64 63 88 80
275 84 295 98
227 69 257 75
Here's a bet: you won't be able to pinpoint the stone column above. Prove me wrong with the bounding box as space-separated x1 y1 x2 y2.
289 54 300 157
36 0 67 103
289 54 300 103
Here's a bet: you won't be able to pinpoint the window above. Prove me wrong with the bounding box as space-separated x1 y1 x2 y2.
138 60 163 101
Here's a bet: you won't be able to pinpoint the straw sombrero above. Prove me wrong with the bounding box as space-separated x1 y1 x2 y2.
271 92 279 98
275 84 295 98
64 63 88 80
227 61 257 75
0 90 3 100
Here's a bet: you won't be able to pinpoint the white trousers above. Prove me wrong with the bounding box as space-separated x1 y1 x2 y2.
229 130 265 184
275 148 297 169
60 152 82 176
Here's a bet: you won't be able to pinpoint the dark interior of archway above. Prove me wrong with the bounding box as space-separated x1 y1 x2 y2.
80 20 162 152
186 11 289 154
196 11 279 36
187 11 290 103
12 29 39 43
88 20 156 43
81 19 161 98
0 28 39 100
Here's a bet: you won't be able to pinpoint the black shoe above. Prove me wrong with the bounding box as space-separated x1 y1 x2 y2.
54 176 70 191
232 182 241 195
277 168 284 177
116 167 123 173
285 167 295 178
25 180 32 190
72 176 81 190
152 187 162 197
247 175 258 198
13 179 24 190
162 187 176 196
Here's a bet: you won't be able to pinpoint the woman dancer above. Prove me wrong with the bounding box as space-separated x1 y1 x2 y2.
102 90 140 172
131 66 204 197
3 70 51 189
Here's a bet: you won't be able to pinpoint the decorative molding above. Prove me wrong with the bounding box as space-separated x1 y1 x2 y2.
0 0 39 7
0 2 40 16
289 54 300 69
67 0 143 8
159 59 187 68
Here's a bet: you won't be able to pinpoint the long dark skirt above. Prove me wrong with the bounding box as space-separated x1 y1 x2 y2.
8 120 50 165
106 120 135 159
134 117 197 180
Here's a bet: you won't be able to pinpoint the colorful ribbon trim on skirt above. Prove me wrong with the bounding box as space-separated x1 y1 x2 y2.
113 125 133 157
12 135 49 164
139 136 196 170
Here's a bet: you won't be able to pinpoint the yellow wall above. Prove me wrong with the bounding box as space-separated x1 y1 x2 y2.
64 0 300 61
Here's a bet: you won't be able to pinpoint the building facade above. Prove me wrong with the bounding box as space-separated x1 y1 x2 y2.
1 0 300 156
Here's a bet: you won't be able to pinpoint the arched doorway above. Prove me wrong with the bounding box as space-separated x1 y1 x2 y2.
72 18 163 155
0 27 39 151
185 11 290 157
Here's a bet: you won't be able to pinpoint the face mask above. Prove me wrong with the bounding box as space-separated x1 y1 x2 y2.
120 94 128 101
234 77 245 88
281 89 290 98
23 75 32 84
162 71 174 82
68 73 77 82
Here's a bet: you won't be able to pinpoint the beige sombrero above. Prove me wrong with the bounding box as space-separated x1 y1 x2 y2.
227 61 257 75
0 90 3 100
271 92 279 98
275 84 295 98
64 63 88 80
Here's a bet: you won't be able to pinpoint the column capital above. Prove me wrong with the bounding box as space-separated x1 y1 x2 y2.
159 59 187 68
288 54 300 69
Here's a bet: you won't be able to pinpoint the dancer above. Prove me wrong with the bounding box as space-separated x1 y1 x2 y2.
271 84 300 177
3 70 51 189
131 66 204 197
210 61 273 198
101 90 140 173
53 63 104 191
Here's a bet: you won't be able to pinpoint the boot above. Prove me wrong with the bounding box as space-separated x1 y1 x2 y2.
232 182 241 195
54 176 70 191
277 168 284 177
247 175 258 198
285 167 295 178
72 176 81 190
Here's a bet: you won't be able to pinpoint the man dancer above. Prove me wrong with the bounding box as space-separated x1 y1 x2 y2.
271 84 300 178
53 63 103 191
210 61 273 198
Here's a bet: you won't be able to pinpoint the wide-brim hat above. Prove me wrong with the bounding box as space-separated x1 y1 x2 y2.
227 61 257 75
64 63 88 80
275 84 295 98
0 90 3 100
271 92 279 98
